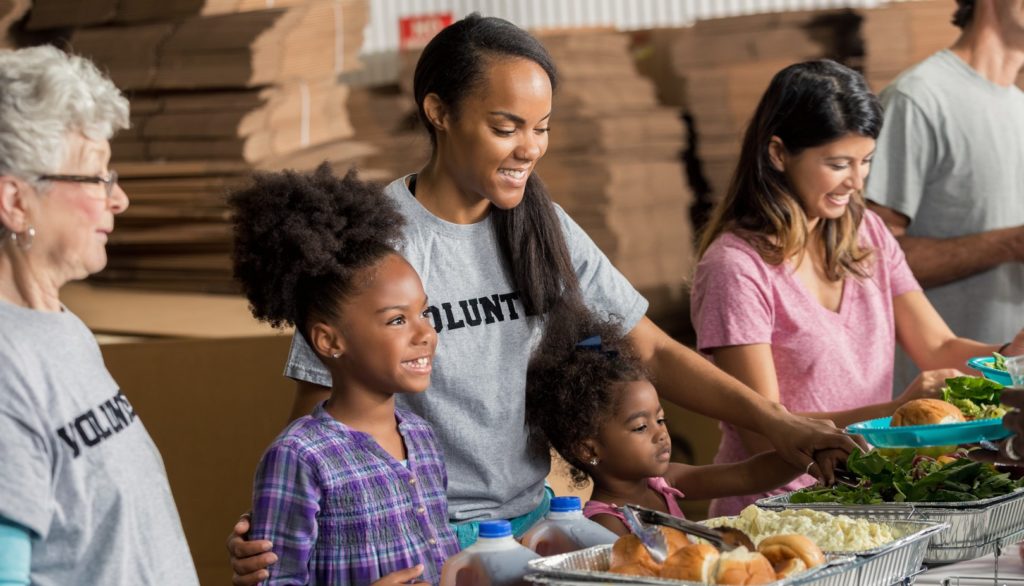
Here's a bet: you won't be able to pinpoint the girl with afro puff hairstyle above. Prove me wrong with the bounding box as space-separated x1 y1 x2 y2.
231 164 459 586
526 305 807 536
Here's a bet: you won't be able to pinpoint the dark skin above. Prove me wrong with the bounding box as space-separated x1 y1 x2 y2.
582 381 805 535
244 254 438 586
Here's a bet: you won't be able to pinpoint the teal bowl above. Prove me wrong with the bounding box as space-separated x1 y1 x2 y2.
847 416 1012 448
967 356 1013 386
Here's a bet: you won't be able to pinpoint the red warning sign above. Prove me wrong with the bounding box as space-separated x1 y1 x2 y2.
399 13 454 50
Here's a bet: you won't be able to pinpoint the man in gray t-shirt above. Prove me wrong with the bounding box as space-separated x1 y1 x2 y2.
866 0 1024 392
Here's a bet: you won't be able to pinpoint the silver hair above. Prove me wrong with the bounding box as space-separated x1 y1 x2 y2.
0 46 129 239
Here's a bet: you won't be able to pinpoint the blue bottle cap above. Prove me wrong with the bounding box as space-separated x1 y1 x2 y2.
549 496 582 513
478 520 513 539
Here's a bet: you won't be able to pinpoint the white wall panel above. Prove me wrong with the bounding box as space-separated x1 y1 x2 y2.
342 0 915 86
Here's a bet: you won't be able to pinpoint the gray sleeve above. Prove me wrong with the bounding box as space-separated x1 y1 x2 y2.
0 369 53 538
864 88 937 223
283 333 332 387
557 206 649 331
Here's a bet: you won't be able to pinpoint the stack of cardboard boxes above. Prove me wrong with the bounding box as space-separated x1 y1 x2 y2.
861 0 960 92
862 0 1024 91
637 11 861 230
18 0 371 292
537 30 695 328
343 82 429 182
54 1 371 164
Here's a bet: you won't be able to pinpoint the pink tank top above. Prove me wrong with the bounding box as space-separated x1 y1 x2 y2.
582 477 686 524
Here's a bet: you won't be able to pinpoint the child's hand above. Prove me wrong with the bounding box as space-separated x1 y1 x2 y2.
371 564 429 585
227 512 277 586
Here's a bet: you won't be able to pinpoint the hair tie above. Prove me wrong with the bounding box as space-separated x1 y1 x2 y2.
575 335 618 358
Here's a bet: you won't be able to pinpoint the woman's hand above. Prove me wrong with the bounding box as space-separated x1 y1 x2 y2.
1000 328 1024 357
371 565 429 585
896 368 963 405
227 513 277 586
758 408 862 481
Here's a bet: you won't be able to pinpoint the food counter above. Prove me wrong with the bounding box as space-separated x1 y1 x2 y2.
918 551 1024 585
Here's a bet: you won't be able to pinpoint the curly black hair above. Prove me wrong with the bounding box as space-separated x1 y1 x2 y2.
525 304 648 487
229 164 406 342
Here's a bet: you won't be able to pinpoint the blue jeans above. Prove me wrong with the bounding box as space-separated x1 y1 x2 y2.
449 486 554 550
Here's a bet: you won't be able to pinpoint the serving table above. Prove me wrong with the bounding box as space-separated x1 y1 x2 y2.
918 549 1024 585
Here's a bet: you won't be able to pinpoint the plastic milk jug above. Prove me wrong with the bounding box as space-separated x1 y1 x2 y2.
520 496 618 556
440 520 539 586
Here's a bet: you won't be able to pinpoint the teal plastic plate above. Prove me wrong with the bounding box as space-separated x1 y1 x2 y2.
967 356 1013 386
846 416 1012 448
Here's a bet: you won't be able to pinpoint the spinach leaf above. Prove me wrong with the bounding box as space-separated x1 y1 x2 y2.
942 376 1004 406
788 448 1024 504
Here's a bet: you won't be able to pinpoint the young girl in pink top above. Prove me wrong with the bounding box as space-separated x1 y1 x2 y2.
692 59 1024 517
525 307 807 534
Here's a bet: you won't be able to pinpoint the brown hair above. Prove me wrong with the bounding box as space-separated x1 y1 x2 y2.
697 60 881 281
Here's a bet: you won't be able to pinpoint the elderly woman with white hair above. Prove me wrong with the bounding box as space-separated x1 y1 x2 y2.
0 46 198 585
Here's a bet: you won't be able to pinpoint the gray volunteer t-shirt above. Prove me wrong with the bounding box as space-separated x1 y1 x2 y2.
865 50 1024 392
285 176 648 522
0 301 198 586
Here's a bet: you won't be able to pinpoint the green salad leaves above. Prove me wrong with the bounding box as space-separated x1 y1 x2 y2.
790 448 1023 505
992 352 1008 372
942 376 1007 420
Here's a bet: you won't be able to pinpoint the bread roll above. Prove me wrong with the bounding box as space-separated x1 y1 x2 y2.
660 543 720 582
608 562 658 577
715 548 776 585
662 526 692 555
892 399 966 426
608 527 692 576
610 534 661 576
771 557 807 579
757 534 825 572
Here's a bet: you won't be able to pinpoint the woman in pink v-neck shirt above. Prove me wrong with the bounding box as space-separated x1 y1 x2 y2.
690 60 1024 517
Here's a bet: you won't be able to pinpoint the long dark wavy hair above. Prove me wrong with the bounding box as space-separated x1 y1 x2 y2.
697 59 882 281
413 13 580 316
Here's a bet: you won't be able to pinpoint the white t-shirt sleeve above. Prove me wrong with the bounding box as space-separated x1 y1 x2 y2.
865 88 938 223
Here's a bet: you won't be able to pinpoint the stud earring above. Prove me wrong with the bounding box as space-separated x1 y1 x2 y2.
331 352 341 359
589 457 599 466
10 226 34 251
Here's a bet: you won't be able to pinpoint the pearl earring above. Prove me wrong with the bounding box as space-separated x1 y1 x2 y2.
10 226 34 251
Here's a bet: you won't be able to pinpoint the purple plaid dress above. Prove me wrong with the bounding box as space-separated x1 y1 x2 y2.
251 405 460 585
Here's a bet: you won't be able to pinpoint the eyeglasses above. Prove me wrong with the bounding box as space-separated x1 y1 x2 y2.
36 170 119 200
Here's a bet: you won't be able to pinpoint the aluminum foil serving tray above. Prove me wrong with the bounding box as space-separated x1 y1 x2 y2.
526 520 945 586
757 487 1024 564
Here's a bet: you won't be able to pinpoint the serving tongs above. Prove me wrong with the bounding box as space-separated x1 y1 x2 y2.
620 506 670 563
622 504 755 553
831 461 862 488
